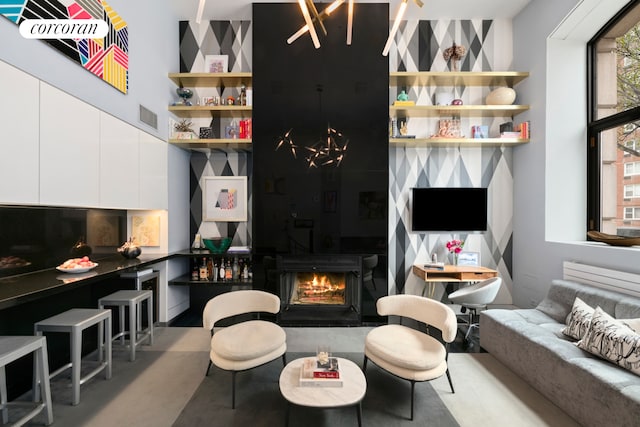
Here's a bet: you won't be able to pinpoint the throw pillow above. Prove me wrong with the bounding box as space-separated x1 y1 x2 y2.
578 307 640 376
621 318 640 334
562 297 595 340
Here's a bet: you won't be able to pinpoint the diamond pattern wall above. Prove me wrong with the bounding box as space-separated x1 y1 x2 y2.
181 17 515 303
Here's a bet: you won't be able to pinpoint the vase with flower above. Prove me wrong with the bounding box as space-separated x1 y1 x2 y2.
446 239 464 265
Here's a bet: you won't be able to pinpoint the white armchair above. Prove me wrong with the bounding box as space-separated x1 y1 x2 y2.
363 294 457 420
202 290 287 409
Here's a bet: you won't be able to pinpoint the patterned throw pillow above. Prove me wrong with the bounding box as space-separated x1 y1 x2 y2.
562 297 595 340
578 307 640 376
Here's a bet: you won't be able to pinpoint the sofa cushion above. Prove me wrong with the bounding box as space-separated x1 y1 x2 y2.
578 307 640 376
563 297 595 340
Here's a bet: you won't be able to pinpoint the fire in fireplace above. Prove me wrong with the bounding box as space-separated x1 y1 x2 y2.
277 255 362 326
290 272 346 305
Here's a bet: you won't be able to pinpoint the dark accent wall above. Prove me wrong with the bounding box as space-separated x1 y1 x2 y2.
252 3 389 259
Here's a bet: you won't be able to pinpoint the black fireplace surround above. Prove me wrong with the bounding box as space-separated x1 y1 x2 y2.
252 3 389 324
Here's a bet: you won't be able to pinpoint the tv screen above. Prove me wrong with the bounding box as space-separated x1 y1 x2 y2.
411 187 488 232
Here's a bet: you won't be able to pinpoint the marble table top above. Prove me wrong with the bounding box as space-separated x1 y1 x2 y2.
279 357 367 408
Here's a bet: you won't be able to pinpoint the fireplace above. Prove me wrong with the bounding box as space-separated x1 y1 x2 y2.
278 255 361 326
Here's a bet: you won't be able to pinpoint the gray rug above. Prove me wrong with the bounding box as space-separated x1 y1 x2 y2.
173 352 459 427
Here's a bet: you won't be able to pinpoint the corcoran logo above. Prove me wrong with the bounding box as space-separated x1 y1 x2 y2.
19 19 109 39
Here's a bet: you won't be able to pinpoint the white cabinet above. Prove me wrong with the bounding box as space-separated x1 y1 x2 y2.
99 113 140 208
139 131 168 209
39 83 100 207
0 61 40 204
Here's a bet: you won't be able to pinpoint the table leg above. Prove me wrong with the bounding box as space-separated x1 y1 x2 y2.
285 402 290 427
356 402 362 427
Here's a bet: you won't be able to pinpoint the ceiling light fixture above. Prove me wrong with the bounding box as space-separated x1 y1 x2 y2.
346 0 354 45
382 0 424 56
297 0 322 49
289 0 345 47
195 0 206 24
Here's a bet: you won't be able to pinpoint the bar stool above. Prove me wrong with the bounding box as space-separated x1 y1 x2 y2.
0 336 53 426
98 290 153 362
34 308 112 406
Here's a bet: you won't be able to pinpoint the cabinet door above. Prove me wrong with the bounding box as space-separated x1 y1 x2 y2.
39 83 100 207
100 113 140 208
0 61 39 204
139 131 168 209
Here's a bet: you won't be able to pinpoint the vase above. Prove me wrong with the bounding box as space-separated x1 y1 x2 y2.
453 253 459 266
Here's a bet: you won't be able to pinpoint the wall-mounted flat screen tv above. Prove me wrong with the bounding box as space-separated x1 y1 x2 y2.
411 187 488 232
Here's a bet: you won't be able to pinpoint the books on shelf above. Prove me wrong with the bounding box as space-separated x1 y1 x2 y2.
424 261 445 270
299 357 342 387
499 121 530 139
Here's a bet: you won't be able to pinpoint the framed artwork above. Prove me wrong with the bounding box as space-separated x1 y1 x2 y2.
457 251 480 266
132 215 160 247
204 55 228 73
203 176 248 222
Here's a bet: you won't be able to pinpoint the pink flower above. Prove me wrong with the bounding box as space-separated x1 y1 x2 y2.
446 239 464 253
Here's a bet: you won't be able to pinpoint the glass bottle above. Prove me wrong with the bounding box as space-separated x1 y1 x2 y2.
225 259 233 280
219 258 226 282
232 257 239 280
191 259 199 281
199 257 208 281
240 84 247 106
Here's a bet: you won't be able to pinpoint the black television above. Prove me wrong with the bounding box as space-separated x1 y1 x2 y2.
411 187 488 232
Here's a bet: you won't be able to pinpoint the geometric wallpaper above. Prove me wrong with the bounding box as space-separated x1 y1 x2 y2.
388 19 514 303
0 0 128 93
182 18 515 304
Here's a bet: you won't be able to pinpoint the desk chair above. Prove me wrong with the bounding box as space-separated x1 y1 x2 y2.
447 277 502 341
362 254 378 290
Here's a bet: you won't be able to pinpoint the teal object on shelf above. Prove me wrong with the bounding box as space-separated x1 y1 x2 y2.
202 237 232 254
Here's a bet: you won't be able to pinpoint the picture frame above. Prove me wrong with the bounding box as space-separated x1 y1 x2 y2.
204 54 228 73
203 176 248 222
457 251 480 266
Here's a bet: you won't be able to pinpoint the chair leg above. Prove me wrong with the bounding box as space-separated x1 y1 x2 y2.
446 368 455 393
371 277 377 291
205 360 212 377
362 355 368 372
410 380 415 421
282 353 287 366
231 371 237 409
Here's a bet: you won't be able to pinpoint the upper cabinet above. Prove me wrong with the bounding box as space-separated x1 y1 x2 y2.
167 72 252 150
389 71 530 147
39 83 101 208
0 61 40 204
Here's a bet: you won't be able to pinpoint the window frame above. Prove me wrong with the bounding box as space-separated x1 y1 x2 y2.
587 0 640 232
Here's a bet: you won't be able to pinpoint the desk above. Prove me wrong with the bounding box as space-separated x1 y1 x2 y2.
412 264 498 298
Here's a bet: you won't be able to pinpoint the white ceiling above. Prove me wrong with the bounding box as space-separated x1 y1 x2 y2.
170 0 533 21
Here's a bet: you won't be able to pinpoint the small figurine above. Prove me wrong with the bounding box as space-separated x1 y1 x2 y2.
397 90 409 101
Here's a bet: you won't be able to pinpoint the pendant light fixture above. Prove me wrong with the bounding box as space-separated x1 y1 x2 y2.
195 0 206 24
289 0 350 47
382 0 424 56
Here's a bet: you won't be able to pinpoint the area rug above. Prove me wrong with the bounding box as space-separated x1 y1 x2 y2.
173 352 459 427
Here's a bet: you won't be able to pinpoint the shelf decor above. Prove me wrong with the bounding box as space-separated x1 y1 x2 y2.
203 176 248 222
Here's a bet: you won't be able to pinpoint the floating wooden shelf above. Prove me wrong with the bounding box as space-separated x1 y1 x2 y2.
168 72 252 87
389 137 529 147
390 71 529 87
168 138 252 150
389 104 529 118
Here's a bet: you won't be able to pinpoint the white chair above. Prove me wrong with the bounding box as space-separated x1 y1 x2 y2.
202 290 287 409
447 277 502 341
363 294 457 421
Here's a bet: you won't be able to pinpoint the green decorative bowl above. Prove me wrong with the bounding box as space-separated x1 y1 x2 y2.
202 237 232 254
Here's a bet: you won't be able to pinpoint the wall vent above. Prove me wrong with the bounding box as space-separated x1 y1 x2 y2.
139 104 158 129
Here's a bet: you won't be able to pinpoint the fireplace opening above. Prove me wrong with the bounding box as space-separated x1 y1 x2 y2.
277 255 362 326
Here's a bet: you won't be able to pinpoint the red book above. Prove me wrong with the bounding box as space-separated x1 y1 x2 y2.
313 370 340 379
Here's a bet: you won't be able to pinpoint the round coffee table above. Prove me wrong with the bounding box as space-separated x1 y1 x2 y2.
279 357 367 426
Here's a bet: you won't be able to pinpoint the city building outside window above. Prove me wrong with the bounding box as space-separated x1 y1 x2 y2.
588 0 640 237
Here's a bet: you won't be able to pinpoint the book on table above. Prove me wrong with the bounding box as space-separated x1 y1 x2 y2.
299 357 343 387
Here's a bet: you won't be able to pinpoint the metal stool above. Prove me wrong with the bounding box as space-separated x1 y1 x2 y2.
98 290 153 362
0 336 53 426
34 309 112 406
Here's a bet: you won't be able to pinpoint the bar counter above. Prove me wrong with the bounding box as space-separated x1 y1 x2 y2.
0 253 172 311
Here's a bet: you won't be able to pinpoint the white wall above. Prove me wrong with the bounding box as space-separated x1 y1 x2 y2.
512 0 640 308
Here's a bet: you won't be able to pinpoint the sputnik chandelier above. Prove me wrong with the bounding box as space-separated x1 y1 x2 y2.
289 0 424 56
275 125 349 169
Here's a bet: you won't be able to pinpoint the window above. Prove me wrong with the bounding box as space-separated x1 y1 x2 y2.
588 0 640 238
625 183 640 197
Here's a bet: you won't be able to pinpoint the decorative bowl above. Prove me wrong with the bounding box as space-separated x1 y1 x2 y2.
202 237 232 254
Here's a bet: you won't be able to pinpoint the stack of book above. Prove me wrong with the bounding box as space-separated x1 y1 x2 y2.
299 357 342 387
